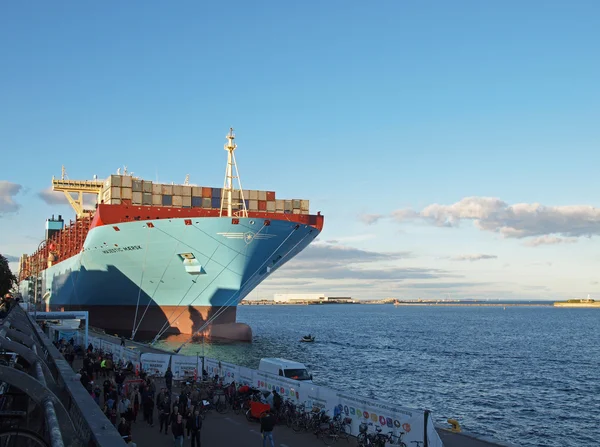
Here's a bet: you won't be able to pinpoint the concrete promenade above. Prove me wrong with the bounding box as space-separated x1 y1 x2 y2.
84 329 510 447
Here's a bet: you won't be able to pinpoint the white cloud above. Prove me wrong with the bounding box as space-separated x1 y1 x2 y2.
524 236 578 247
452 254 498 262
390 196 600 241
0 181 22 215
38 187 97 207
358 213 384 225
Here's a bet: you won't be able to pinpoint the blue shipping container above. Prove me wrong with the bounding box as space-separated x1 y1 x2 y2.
162 195 173 206
212 188 222 198
191 196 202 207
211 197 221 208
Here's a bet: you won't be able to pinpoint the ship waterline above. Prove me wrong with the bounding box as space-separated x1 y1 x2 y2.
29 215 319 340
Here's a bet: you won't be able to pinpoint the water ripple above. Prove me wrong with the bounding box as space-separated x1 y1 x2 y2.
156 305 600 447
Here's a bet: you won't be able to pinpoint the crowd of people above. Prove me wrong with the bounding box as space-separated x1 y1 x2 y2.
63 340 281 447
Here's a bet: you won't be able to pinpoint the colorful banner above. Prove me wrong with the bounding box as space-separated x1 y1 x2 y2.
140 352 171 376
171 354 200 380
202 358 443 447
204 357 238 384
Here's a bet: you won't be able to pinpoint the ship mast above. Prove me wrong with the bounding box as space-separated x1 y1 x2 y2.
220 128 248 218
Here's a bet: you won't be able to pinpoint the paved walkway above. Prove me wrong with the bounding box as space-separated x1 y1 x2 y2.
129 409 354 447
80 329 508 447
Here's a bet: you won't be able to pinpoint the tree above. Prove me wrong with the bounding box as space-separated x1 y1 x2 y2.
0 254 17 297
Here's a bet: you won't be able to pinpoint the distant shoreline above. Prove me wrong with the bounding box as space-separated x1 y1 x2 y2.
240 301 555 307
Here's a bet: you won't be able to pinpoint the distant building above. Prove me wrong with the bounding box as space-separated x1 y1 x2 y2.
274 294 354 303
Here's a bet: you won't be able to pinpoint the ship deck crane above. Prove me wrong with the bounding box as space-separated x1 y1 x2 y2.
51 166 104 218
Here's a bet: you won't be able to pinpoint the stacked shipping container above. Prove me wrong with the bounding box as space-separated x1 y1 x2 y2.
100 175 310 214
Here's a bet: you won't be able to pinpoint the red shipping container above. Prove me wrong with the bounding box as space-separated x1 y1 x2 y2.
202 187 212 198
266 191 275 201
258 200 267 211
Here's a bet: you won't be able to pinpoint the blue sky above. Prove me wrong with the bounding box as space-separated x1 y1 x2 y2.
1 1 599 300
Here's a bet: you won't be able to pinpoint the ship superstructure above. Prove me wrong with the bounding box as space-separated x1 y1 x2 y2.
19 129 323 341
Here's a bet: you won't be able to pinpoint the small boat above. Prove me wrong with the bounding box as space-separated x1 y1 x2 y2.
300 335 315 343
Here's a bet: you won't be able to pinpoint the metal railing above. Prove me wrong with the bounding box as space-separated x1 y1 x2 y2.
0 303 126 446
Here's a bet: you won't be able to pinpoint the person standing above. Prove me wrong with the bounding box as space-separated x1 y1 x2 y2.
171 413 185 447
164 367 173 393
186 408 202 447
260 410 276 447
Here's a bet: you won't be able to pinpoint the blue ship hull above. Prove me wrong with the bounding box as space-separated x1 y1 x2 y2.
36 217 319 339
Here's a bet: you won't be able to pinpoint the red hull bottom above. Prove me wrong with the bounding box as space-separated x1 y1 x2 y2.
55 304 252 342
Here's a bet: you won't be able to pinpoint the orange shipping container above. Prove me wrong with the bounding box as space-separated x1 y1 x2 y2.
266 191 275 201
258 200 267 211
202 187 212 198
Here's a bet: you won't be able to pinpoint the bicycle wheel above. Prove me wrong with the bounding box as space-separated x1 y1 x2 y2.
216 400 228 414
245 409 254 422
291 417 304 432
0 428 50 447
338 422 351 440
321 431 338 446
356 433 367 447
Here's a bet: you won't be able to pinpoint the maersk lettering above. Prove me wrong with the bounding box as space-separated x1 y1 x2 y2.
102 245 142 254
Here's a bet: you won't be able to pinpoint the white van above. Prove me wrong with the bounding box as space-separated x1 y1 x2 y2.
258 358 313 382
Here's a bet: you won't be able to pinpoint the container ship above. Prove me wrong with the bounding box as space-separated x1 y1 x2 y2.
18 129 324 341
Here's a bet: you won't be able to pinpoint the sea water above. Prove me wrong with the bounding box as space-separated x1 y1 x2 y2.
159 304 599 447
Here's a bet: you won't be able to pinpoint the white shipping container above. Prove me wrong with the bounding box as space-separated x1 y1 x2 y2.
173 195 183 207
249 190 258 200
142 193 152 205
102 190 110 203
300 200 309 211
121 187 133 200
183 196 191 207
121 176 132 188
232 190 240 199
152 194 162 205
192 186 202 196
293 209 301 214
258 191 267 201
110 175 122 187
182 186 192 197
132 192 142 204
292 199 301 209
142 181 153 193
267 201 276 212
162 185 173 195
173 185 183 196
301 209 310 215
242 190 250 199
110 186 121 199
152 184 162 194
108 198 121 205
284 200 292 211
275 199 284 209
249 200 258 210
